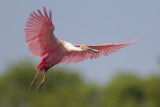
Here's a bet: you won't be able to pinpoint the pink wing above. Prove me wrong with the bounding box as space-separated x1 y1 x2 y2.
24 7 60 57
61 38 139 64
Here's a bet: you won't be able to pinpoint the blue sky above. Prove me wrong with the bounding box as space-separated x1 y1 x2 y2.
0 0 160 84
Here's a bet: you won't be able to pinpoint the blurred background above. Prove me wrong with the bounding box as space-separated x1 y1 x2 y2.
0 0 160 107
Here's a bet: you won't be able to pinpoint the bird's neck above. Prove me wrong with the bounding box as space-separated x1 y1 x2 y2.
61 40 83 52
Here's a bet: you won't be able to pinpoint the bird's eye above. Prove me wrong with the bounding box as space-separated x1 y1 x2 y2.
81 45 85 50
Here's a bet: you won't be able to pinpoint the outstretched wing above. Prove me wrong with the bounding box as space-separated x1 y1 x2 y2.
25 7 60 57
61 38 139 64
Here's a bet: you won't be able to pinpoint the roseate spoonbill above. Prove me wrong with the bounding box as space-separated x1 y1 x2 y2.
25 7 139 93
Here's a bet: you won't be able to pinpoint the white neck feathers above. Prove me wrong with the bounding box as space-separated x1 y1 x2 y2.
61 41 83 52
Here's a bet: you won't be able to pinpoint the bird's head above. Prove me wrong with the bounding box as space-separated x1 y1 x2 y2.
80 45 99 53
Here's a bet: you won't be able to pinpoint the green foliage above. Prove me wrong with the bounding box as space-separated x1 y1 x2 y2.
0 61 100 107
1 60 160 107
103 74 160 107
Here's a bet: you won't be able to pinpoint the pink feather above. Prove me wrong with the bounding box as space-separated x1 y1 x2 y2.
25 7 140 92
61 38 140 64
24 7 59 57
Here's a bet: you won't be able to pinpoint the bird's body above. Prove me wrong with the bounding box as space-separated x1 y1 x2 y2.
36 41 67 73
25 7 139 93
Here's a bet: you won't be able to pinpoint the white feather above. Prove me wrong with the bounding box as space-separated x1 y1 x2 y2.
61 41 83 51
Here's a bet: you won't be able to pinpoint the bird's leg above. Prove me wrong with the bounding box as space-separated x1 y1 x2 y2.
38 71 46 93
29 63 46 90
37 64 53 93
29 68 41 90
45 64 53 72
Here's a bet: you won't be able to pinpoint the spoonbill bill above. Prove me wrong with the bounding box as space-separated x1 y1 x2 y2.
25 7 139 93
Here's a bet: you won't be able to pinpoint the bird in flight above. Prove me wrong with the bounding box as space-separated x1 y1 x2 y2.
25 7 139 93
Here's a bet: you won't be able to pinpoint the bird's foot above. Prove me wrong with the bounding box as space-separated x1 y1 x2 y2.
29 79 36 90
38 82 44 93
29 69 41 90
